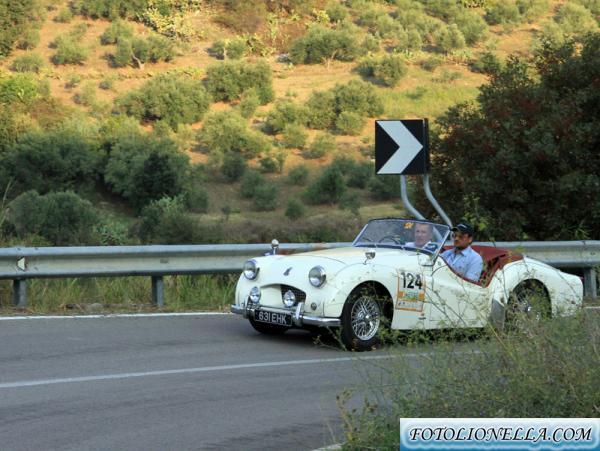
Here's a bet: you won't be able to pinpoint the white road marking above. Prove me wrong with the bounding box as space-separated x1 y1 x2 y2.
0 312 232 321
0 355 402 390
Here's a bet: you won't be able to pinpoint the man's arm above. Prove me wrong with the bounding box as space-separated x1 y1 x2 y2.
464 253 483 282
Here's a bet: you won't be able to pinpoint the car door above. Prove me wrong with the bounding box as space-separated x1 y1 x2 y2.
425 256 488 328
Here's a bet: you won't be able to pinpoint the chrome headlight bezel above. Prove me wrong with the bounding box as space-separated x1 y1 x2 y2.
309 266 326 287
243 259 259 280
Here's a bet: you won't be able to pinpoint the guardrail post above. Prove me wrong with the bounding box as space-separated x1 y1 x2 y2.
583 268 597 300
152 276 164 307
12 279 27 308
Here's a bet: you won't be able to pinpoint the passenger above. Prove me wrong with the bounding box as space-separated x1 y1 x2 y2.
441 222 483 282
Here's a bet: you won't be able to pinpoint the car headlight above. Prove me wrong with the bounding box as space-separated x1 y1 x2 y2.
309 266 326 287
243 259 259 280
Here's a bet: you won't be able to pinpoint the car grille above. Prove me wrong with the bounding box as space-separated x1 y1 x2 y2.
280 285 306 303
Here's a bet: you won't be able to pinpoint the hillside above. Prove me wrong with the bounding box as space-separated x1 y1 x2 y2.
0 0 596 246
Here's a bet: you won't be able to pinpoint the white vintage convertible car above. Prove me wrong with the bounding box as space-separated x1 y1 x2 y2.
231 218 583 351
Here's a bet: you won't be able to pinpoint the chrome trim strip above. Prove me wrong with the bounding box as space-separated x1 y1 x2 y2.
230 304 340 327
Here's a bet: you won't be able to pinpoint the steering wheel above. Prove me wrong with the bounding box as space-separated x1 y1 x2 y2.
378 235 404 245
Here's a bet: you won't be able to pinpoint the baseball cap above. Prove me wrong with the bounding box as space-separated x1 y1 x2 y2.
451 222 474 236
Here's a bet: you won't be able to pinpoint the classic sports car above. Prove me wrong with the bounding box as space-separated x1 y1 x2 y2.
231 218 583 351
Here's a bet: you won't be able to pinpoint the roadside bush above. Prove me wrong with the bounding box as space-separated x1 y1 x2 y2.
454 10 488 45
305 90 336 130
304 166 346 204
104 134 190 210
288 165 309 185
100 19 133 45
554 3 598 36
332 80 384 117
265 100 308 133
285 198 306 220
52 35 88 65
335 111 364 135
434 24 466 53
485 1 522 25
357 54 407 87
238 88 259 118
11 53 44 73
182 185 209 214
17 29 40 50
138 196 200 244
282 124 308 149
211 37 247 59
221 152 247 181
421 55 444 71
289 25 365 64
259 156 278 173
252 182 278 211
347 161 374 189
199 111 270 157
339 191 361 215
240 169 264 198
470 51 502 74
368 174 399 200
206 60 274 104
55 7 73 22
7 190 100 245
116 73 210 129
304 133 336 159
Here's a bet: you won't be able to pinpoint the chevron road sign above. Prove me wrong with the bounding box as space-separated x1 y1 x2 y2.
375 119 429 175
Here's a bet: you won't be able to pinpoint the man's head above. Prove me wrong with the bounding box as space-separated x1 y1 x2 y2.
414 222 433 247
451 222 474 250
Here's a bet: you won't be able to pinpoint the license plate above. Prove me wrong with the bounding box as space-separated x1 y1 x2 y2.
254 310 292 327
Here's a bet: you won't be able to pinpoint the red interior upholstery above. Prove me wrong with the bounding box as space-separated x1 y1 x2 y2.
441 245 523 287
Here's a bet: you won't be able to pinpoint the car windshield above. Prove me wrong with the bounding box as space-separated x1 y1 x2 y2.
353 218 450 255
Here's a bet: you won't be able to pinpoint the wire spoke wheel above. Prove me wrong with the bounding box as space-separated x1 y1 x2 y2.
350 296 381 341
506 281 550 329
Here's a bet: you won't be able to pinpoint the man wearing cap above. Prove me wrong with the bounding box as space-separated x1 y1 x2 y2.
441 222 483 283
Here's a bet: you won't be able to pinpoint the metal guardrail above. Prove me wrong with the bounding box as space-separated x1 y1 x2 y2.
0 241 598 308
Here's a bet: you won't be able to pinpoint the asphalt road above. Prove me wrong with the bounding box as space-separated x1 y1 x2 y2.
0 313 411 451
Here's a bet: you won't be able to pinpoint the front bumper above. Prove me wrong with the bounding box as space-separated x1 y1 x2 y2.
230 303 340 328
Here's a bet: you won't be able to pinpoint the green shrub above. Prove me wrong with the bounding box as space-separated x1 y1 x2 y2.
285 198 306 220
347 161 374 189
139 196 199 244
211 37 247 59
330 155 356 175
65 73 83 89
305 90 336 129
554 3 598 36
52 35 88 65
74 81 96 106
199 111 269 157
288 165 309 185
454 9 489 45
100 19 133 45
335 111 365 135
99 75 117 90
572 0 600 15
304 166 346 204
2 126 102 194
358 8 400 38
221 152 247 181
240 169 264 198
259 156 278 173
71 0 146 20
485 1 522 25
0 0 44 57
17 29 40 50
112 34 175 67
104 134 190 209
339 191 361 215
282 124 308 149
394 27 423 52
325 1 348 22
304 133 336 159
55 7 73 22
470 51 502 74
435 24 467 53
265 100 308 133
332 80 384 117
252 183 278 211
116 73 210 129
433 69 462 83
289 25 365 64
516 0 550 22
7 190 100 245
182 185 209 214
113 39 133 67
368 174 399 200
0 73 46 105
11 53 44 73
357 54 408 87
206 60 274 104
238 88 259 118
421 55 444 71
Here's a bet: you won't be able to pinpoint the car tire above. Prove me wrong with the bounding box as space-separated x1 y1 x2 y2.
340 288 384 351
506 280 551 329
248 317 289 335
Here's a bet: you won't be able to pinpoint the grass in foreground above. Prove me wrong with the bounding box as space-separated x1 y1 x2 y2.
338 312 600 449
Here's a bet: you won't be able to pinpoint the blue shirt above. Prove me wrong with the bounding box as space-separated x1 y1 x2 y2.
441 246 483 282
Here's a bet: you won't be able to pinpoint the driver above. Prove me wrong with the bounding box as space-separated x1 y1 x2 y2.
406 222 436 250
